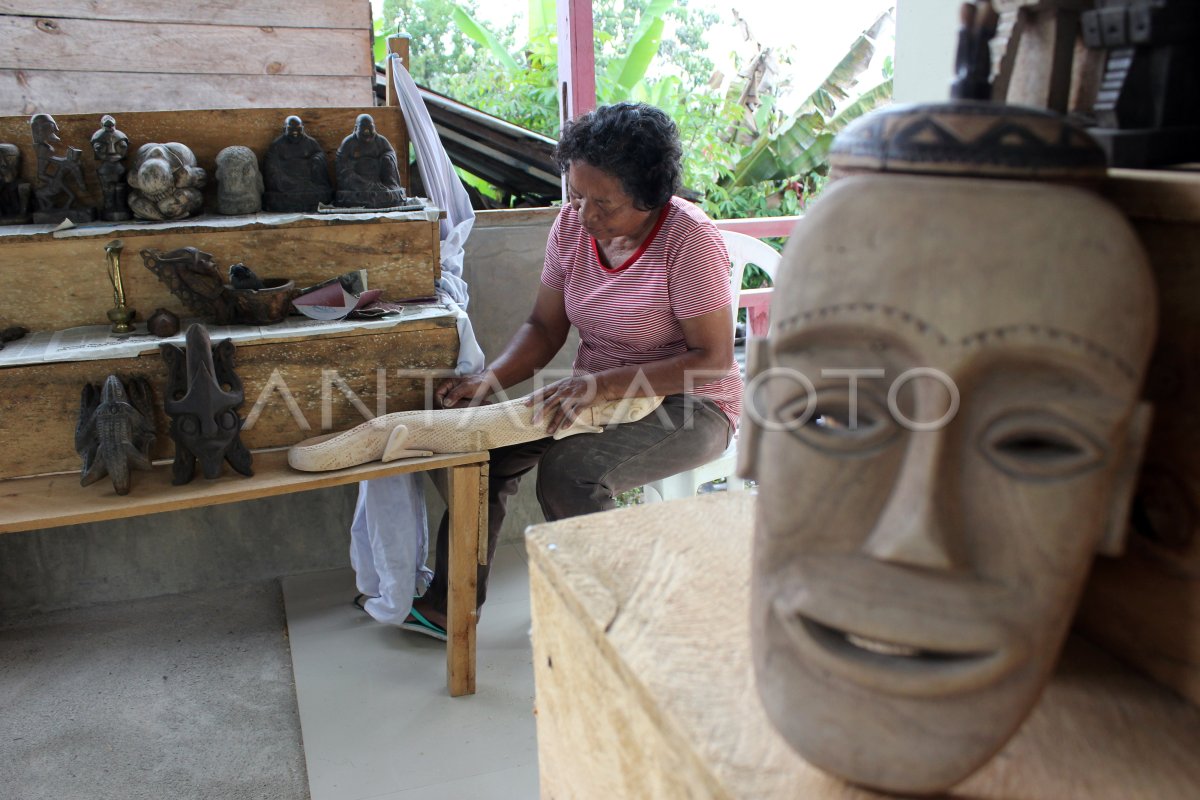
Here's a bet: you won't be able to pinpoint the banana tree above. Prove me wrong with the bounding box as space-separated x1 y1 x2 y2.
727 9 894 187
449 0 677 106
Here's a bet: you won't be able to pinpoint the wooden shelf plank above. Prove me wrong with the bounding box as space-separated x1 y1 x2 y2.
0 449 487 534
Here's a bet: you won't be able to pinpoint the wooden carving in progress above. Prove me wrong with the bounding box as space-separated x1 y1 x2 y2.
288 394 664 472
738 154 1158 791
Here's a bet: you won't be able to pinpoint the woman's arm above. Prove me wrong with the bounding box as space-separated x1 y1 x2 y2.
531 304 733 434
435 283 571 407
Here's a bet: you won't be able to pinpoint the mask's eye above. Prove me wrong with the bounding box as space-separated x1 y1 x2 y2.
219 409 240 431
787 390 897 455
981 413 1106 480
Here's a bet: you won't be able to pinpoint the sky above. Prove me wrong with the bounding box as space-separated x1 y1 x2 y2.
372 1 895 112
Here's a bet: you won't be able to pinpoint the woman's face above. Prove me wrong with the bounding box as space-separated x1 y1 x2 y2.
566 161 657 241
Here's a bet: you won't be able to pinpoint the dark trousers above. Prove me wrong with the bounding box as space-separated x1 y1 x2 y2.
421 394 733 613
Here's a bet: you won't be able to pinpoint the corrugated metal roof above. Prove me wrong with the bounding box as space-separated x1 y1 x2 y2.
376 73 561 206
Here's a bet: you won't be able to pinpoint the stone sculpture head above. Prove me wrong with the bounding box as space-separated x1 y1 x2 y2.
738 104 1158 794
285 115 305 140
354 113 376 141
29 113 59 146
214 146 263 215
90 115 128 163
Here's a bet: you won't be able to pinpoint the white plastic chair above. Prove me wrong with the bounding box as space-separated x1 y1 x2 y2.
643 229 781 503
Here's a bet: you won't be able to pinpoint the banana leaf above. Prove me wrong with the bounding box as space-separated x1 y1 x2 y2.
606 0 676 97
729 111 825 186
528 0 556 41
451 5 520 73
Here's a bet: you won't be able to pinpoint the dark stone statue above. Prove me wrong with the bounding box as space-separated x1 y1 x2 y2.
90 115 131 222
75 375 156 496
160 324 254 484
263 115 333 212
334 113 408 208
29 113 95 225
127 142 206 221
0 143 31 224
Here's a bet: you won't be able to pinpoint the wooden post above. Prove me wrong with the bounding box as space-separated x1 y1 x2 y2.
557 0 597 127
386 34 412 192
446 462 482 697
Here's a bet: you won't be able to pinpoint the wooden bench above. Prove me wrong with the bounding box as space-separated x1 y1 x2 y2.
0 450 489 697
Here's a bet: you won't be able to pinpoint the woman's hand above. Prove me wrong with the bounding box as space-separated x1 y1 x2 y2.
528 376 600 435
434 373 495 409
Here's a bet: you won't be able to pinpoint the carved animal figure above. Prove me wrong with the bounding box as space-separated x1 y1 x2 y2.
288 394 665 472
161 324 253 484
75 375 156 496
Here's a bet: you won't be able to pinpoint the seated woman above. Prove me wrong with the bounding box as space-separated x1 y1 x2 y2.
401 102 742 637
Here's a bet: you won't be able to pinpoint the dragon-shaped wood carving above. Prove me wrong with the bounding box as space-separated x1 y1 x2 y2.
75 374 156 496
160 323 254 484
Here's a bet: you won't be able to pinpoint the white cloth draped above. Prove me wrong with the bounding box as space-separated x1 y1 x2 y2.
352 57 487 625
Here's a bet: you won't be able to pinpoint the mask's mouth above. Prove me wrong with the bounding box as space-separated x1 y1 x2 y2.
773 601 1024 698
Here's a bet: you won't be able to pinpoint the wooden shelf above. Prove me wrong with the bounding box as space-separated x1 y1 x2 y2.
0 448 485 535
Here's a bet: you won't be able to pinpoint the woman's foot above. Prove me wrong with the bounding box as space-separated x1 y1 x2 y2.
408 598 447 630
352 593 375 613
401 602 447 641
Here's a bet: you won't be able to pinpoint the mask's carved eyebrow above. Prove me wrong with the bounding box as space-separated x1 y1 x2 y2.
772 303 1139 384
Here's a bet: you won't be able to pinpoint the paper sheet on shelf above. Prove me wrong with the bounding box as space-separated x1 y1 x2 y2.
0 303 454 367
0 204 443 240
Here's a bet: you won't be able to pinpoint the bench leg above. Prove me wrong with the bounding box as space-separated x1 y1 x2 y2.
446 462 484 697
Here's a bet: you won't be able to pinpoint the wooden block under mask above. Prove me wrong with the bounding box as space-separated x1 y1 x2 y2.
0 318 458 480
527 494 1200 799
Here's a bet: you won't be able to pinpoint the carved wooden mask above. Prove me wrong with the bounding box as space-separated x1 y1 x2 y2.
739 173 1157 794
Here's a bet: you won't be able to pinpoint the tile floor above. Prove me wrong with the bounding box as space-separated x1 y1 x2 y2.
281 542 539 800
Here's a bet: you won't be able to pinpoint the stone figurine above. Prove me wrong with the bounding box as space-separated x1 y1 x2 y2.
29 113 94 225
90 114 131 221
160 324 253 484
147 307 180 338
127 142 206 221
262 115 332 212
739 102 1158 793
334 113 407 208
214 146 263 215
0 143 31 223
75 375 156 496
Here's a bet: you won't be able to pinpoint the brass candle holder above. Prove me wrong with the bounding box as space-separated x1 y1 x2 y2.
104 238 136 334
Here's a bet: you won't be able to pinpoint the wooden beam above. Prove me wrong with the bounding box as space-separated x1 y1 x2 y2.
446 462 481 697
0 1 371 29
0 70 374 115
0 16 373 77
557 0 597 131
0 448 486 535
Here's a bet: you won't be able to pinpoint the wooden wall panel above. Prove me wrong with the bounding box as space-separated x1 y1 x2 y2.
0 71 375 116
0 1 376 114
0 1 371 29
0 321 459 480
0 17 372 77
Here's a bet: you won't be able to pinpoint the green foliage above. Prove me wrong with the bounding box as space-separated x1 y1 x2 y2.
374 1 892 226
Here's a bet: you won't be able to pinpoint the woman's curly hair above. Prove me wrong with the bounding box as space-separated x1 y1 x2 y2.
555 102 682 211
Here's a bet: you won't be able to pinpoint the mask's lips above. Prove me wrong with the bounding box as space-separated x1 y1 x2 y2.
773 600 1025 698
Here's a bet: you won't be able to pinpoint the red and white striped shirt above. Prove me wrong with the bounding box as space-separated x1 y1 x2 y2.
541 196 742 428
